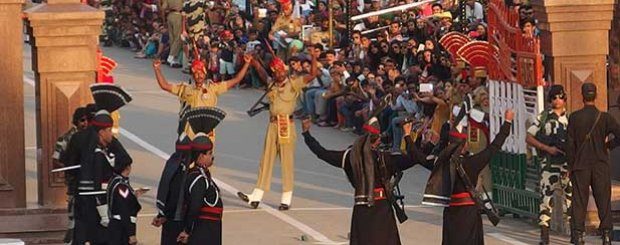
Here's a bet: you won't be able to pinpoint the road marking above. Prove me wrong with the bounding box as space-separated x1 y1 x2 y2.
119 127 337 244
487 233 528 245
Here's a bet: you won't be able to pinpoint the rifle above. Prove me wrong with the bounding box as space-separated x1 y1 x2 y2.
452 156 500 226
247 83 273 117
387 171 408 223
246 39 281 117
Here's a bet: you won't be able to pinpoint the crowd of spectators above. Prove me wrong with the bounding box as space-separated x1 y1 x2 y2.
91 0 538 153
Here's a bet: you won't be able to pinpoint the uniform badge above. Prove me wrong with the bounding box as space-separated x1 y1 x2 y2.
119 187 129 198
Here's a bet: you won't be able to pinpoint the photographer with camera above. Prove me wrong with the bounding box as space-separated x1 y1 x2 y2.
390 83 422 152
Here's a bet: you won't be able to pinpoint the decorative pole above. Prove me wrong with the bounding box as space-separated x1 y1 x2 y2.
328 0 334 48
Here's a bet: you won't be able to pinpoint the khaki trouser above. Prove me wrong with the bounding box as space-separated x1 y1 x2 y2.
167 13 183 58
255 120 296 193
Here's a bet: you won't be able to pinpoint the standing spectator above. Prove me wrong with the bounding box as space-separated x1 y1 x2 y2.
219 30 237 81
162 0 184 68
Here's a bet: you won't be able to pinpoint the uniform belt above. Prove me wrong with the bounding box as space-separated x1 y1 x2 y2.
373 187 387 201
112 215 137 223
269 115 293 122
449 192 475 207
199 206 223 221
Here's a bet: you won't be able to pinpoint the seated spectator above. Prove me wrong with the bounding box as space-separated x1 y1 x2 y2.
338 77 369 134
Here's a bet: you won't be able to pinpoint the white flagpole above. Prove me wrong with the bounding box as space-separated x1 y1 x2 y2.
350 0 433 21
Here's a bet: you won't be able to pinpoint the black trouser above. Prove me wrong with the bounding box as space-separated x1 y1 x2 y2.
161 220 184 245
570 164 612 232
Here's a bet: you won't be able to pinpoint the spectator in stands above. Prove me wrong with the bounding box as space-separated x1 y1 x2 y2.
465 0 484 23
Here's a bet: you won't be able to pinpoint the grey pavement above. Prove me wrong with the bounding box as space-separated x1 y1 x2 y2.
18 45 588 244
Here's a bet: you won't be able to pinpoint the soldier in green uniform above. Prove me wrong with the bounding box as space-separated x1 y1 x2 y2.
526 85 571 245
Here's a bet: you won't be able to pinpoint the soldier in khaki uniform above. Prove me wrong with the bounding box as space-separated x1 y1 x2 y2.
152 55 253 140
237 49 320 210
161 0 184 67
269 0 302 60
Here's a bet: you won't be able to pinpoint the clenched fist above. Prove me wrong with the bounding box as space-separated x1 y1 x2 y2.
302 119 312 133
504 109 514 122
153 59 162 70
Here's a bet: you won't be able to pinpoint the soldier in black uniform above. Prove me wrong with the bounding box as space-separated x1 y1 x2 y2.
153 133 192 245
65 84 133 245
107 149 144 245
567 83 620 245
176 106 226 245
53 107 89 245
421 109 513 245
301 114 429 245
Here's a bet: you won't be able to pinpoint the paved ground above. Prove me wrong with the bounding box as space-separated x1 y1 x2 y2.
19 45 591 244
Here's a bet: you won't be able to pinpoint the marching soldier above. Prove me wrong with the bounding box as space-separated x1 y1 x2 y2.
422 109 513 245
525 85 572 244
301 103 430 244
236 47 319 210
153 134 192 245
107 150 145 245
176 106 226 244
153 55 253 140
53 107 89 245
567 83 620 245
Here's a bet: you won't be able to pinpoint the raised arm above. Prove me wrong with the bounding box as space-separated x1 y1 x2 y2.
153 59 173 92
224 54 253 89
465 110 514 174
250 57 271 86
301 120 347 168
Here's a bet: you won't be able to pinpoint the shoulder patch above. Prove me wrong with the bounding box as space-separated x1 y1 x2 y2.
118 186 129 198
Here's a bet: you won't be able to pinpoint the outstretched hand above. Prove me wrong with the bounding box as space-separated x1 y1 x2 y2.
302 119 312 133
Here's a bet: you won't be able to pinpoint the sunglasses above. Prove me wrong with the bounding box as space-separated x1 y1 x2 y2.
392 46 399 49
79 118 88 123
381 45 388 48
552 95 566 101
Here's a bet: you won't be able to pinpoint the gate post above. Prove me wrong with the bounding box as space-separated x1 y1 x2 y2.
531 0 615 111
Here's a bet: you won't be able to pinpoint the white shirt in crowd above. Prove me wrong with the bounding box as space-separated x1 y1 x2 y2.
465 2 484 21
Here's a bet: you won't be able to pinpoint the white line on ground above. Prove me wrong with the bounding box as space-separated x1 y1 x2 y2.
119 127 337 244
487 233 529 245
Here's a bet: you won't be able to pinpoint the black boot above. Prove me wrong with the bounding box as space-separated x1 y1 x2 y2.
236 192 260 209
602 229 612 245
572 231 585 245
539 226 549 245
